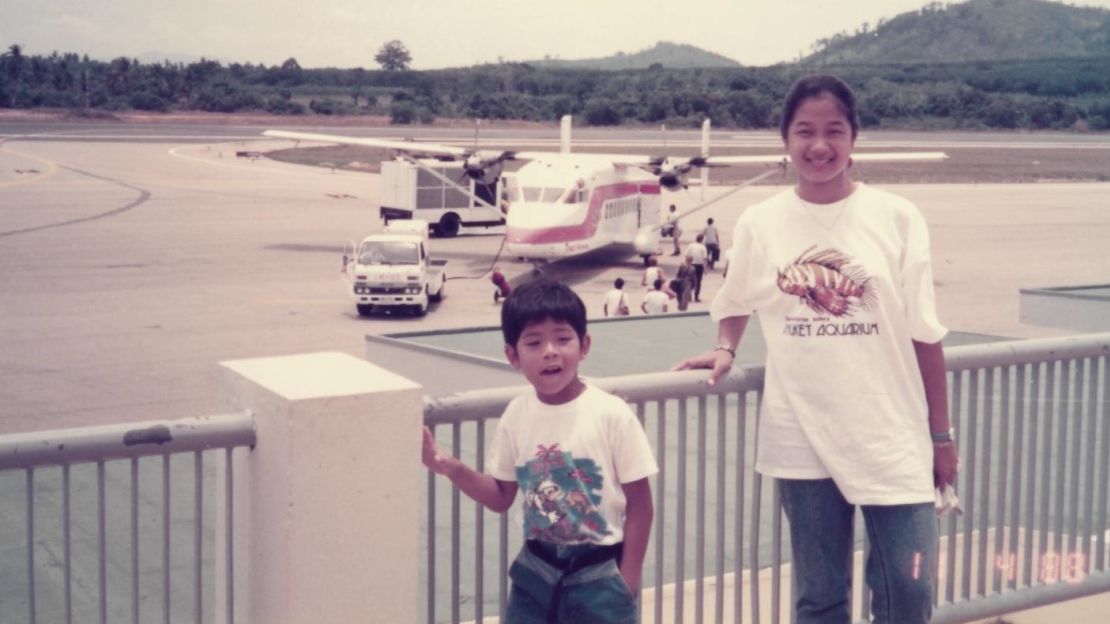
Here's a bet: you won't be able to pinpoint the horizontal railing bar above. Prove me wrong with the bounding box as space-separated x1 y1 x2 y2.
424 367 765 424
0 412 255 470
424 334 1110 424
932 571 1110 624
944 333 1110 371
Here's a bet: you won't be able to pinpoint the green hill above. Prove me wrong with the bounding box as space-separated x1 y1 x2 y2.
524 41 741 70
803 0 1110 64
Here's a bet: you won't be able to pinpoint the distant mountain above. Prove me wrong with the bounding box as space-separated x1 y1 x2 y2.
524 41 742 70
802 0 1110 64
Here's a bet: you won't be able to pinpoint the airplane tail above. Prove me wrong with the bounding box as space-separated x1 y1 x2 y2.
560 115 572 154
699 118 710 199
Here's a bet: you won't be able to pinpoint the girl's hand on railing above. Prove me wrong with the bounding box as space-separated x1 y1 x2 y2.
933 441 959 488
672 349 734 387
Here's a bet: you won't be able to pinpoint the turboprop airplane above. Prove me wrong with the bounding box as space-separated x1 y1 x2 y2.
263 118 946 266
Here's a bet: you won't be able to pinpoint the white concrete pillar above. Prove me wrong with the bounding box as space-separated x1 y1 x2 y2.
216 352 422 624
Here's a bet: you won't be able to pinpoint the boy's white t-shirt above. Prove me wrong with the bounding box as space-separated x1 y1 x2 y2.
710 184 946 505
488 385 658 545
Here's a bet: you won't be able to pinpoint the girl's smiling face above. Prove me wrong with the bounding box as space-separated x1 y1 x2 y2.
505 317 590 405
785 93 857 203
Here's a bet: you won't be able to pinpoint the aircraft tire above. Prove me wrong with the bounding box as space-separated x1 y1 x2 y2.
356 304 373 317
437 213 461 238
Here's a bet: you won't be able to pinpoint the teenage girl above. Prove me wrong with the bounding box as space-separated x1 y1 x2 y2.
676 74 958 624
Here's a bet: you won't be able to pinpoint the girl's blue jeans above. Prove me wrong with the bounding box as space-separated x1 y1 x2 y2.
778 478 938 624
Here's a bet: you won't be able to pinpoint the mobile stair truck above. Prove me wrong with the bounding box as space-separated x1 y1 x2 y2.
343 220 446 317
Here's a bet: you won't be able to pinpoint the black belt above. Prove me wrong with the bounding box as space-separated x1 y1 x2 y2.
526 540 624 624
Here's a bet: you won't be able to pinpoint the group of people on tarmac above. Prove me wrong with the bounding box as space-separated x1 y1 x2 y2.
602 215 727 316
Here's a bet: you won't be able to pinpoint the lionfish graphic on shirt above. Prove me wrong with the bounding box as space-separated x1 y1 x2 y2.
776 245 876 317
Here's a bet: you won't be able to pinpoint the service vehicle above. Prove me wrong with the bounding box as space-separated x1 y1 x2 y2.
378 158 507 237
344 220 446 317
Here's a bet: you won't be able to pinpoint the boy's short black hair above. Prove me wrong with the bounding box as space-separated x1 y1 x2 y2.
501 280 587 346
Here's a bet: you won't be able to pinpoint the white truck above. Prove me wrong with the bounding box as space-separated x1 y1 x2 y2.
378 158 506 237
345 220 446 317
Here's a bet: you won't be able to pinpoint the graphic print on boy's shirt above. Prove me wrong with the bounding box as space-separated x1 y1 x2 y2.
776 245 881 338
517 443 612 544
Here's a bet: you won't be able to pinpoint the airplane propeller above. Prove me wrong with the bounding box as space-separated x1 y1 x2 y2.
646 155 723 191
461 151 517 184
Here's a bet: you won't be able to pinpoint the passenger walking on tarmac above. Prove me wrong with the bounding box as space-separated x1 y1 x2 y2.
640 279 670 315
602 277 631 317
702 218 721 271
674 74 958 624
422 281 657 624
671 255 696 311
663 204 682 255
684 234 709 302
641 257 675 299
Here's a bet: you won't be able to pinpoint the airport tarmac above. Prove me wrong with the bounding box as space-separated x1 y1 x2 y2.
1 125 1109 435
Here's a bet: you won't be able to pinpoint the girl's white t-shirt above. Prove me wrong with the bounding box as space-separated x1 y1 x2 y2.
710 184 946 505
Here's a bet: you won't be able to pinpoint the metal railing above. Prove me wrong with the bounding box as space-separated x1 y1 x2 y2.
422 333 1110 624
0 412 255 624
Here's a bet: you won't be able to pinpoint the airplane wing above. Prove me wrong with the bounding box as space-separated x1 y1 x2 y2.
706 151 948 165
262 129 468 158
849 151 949 162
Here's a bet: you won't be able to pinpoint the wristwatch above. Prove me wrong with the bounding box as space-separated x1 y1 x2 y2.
931 427 955 443
714 345 736 358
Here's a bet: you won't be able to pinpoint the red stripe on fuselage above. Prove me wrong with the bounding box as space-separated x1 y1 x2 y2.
507 182 660 244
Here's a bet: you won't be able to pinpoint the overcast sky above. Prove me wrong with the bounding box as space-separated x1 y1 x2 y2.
4 0 1110 69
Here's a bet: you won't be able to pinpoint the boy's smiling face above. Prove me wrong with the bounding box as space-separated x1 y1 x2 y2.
505 317 591 405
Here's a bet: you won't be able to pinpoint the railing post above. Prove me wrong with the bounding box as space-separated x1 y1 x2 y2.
216 352 422 624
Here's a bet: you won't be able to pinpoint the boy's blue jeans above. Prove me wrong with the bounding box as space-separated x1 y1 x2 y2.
505 540 637 624
778 478 937 624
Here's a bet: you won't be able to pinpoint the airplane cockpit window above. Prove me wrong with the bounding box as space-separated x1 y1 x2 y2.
508 184 572 203
358 241 419 265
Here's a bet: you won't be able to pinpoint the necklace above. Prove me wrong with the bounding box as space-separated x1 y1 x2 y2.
800 195 852 230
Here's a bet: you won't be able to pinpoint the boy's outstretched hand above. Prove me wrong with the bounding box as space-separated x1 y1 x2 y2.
672 349 734 387
422 426 458 476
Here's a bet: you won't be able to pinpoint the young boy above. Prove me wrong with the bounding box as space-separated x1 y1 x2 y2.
422 280 657 623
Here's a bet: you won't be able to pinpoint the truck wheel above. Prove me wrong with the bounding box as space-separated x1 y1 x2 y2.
437 213 460 238
414 300 428 317
356 304 373 317
430 280 444 302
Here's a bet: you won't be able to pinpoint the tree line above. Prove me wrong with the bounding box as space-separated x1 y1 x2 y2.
2 44 1109 131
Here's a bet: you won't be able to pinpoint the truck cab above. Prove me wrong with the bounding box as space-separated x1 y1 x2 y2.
348 220 446 317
